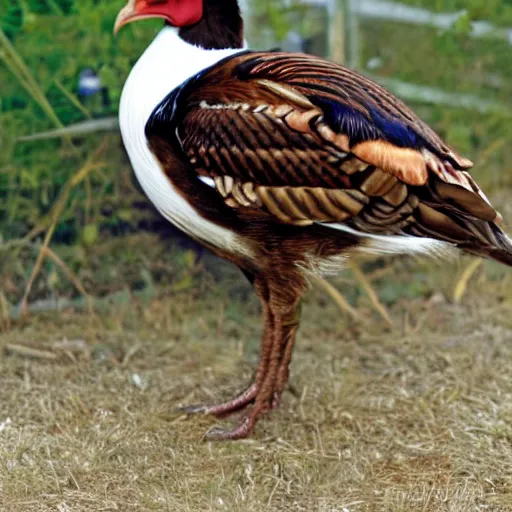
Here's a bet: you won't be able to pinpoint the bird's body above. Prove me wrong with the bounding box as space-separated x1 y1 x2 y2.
117 0 512 439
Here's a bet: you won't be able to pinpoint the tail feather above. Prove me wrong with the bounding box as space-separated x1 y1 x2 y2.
411 177 512 267
471 229 512 267
323 175 512 266
488 246 512 267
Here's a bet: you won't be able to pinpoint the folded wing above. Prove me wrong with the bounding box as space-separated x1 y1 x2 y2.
146 51 511 261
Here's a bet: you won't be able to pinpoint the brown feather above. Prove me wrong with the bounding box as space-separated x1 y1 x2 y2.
352 141 428 186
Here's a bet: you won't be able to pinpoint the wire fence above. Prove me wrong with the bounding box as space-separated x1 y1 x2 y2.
340 0 512 112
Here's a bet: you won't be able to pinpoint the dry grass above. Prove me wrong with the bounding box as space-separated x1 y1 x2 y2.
1 257 512 511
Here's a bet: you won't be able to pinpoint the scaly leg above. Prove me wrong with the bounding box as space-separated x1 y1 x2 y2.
271 307 301 409
179 278 274 418
204 296 302 441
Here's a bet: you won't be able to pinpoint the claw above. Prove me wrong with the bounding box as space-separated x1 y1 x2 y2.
178 382 259 418
203 416 254 441
177 404 209 415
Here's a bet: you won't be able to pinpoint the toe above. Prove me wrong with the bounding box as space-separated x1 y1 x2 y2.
177 404 209 415
203 417 253 441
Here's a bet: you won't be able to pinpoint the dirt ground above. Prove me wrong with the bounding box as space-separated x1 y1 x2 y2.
1 255 512 511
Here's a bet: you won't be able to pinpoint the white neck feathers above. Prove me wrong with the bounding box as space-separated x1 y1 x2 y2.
119 27 250 255
121 27 246 128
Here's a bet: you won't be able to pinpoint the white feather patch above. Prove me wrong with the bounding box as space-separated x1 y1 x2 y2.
298 253 347 276
199 176 216 188
319 223 455 258
200 101 251 111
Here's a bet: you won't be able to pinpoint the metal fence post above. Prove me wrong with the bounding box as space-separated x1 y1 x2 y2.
346 0 360 69
328 0 346 64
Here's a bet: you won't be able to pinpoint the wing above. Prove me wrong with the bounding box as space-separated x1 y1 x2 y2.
146 51 500 246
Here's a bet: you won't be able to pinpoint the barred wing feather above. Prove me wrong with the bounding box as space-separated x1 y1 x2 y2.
146 51 512 263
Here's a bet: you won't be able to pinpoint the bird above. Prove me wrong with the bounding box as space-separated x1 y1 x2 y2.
115 0 512 440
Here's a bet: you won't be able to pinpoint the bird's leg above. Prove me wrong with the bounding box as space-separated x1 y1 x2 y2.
271 304 301 410
204 295 302 441
179 279 274 417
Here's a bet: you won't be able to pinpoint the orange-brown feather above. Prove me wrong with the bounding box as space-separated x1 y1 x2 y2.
352 140 428 186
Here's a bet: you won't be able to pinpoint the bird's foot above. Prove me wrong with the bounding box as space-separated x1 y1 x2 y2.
188 388 289 441
179 384 286 418
178 382 258 418
180 383 288 441
202 400 274 441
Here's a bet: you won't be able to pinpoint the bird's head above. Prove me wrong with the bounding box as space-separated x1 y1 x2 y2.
114 0 203 34
114 0 244 49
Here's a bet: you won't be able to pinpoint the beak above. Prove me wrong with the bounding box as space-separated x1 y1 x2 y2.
114 0 137 35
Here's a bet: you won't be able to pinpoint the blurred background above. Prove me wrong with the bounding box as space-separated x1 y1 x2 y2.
1 0 512 319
